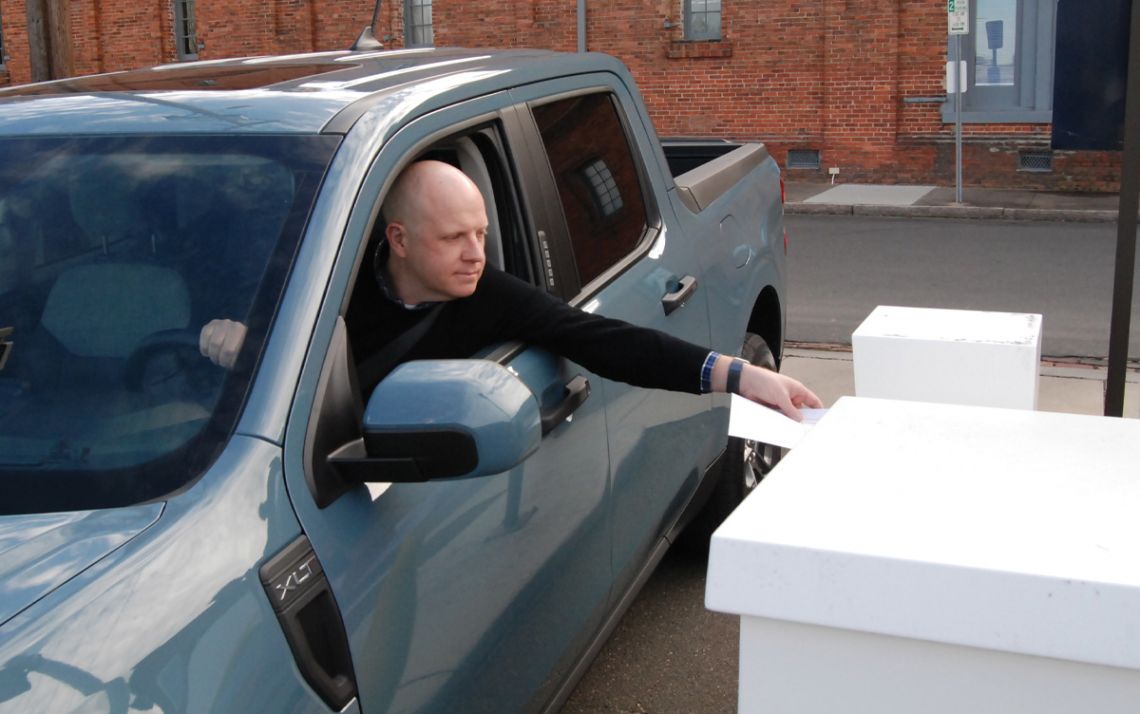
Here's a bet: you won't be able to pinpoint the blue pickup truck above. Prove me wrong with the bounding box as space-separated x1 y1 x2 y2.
0 45 787 713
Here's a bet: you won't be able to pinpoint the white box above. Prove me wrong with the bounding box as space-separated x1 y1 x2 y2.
707 397 1140 714
852 305 1042 409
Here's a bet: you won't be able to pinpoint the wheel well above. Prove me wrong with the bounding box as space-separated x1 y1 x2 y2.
746 286 783 367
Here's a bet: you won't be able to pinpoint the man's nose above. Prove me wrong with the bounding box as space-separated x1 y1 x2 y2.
461 234 484 261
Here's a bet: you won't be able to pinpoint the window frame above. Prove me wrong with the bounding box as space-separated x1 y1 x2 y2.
942 0 1057 124
404 0 434 48
684 0 722 41
173 0 199 61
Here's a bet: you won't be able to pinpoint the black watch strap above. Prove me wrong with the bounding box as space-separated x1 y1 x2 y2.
726 358 746 395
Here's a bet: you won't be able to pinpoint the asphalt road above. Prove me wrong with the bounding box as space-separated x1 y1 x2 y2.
784 214 1140 359
562 543 738 714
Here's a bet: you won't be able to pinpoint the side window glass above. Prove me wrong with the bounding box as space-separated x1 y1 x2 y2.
532 93 649 287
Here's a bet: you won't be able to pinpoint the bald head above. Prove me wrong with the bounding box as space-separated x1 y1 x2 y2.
382 160 490 305
382 160 483 233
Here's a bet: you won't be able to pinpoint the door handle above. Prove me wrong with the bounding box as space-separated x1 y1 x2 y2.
661 275 698 315
540 375 591 435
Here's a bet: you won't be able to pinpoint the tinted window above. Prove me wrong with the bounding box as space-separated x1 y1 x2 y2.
533 93 649 287
0 135 339 514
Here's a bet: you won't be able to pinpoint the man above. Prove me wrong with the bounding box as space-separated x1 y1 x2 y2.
201 160 820 418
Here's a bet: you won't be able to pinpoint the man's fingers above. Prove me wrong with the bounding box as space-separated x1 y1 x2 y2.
218 322 247 369
198 319 247 369
199 320 217 357
792 386 824 410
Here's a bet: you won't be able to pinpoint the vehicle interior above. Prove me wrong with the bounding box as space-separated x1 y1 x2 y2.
0 142 302 476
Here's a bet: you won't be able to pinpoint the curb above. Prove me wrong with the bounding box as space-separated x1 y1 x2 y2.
785 203 1121 222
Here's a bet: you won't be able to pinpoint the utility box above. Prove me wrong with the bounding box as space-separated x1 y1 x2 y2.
852 305 1042 409
707 397 1140 714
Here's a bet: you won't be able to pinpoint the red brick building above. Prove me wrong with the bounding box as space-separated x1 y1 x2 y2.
0 0 1121 191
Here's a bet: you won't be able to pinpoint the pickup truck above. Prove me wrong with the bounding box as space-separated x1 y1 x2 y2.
0 44 788 713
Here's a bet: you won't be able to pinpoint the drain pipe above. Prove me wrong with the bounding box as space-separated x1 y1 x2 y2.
577 0 586 52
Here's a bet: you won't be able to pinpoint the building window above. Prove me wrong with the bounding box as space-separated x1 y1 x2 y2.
943 0 1056 123
0 6 6 68
174 0 198 61
684 0 721 41
405 0 433 47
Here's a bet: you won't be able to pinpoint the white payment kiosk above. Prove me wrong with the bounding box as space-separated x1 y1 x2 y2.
707 397 1140 713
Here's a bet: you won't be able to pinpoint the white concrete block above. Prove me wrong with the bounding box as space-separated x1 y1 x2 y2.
707 397 1140 713
853 305 1042 409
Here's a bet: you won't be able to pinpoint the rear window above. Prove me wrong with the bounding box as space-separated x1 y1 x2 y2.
0 134 339 514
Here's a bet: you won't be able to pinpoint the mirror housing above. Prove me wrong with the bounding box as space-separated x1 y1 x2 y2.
327 360 541 482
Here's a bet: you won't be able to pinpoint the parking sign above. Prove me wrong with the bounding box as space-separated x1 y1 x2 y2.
948 0 969 34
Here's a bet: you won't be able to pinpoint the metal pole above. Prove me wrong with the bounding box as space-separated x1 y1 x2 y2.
577 0 586 53
955 34 964 204
370 0 382 33
1104 0 1140 416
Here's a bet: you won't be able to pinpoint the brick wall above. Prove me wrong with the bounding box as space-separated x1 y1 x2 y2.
0 0 376 83
0 0 1121 192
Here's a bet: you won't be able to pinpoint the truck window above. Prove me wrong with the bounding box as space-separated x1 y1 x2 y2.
532 93 650 287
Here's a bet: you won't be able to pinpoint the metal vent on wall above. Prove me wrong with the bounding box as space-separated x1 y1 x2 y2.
787 149 821 170
1018 151 1053 172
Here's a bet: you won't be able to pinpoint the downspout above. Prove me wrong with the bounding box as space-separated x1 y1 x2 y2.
309 0 319 50
577 0 585 52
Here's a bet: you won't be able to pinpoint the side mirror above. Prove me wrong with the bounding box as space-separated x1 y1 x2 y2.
327 360 541 482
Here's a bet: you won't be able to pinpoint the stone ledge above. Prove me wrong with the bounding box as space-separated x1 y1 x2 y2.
666 39 733 59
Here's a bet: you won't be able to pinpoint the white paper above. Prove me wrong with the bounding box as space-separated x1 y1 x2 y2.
728 395 827 448
801 408 828 427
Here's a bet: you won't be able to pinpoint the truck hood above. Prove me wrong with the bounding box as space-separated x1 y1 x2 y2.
0 504 163 627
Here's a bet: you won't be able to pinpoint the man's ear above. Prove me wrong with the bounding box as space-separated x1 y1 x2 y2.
386 222 409 258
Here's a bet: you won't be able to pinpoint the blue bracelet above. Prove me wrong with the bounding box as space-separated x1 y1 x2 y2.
726 358 745 395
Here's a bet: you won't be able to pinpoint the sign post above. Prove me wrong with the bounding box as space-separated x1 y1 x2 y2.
1105 0 1140 417
949 0 969 204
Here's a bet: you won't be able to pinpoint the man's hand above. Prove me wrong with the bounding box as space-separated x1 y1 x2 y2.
712 355 822 421
199 319 247 369
736 364 822 422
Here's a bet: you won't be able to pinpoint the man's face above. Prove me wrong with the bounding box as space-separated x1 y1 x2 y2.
392 179 489 304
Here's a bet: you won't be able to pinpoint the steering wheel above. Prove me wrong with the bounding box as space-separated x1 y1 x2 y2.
123 328 219 394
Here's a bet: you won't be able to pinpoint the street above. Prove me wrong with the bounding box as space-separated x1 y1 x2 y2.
562 545 738 714
785 214 1140 359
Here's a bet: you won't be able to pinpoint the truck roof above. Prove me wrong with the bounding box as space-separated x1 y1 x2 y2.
0 47 626 136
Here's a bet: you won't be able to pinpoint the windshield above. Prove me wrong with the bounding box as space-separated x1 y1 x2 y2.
0 135 339 514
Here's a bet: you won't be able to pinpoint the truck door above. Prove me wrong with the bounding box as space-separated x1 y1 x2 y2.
511 81 717 596
281 104 612 713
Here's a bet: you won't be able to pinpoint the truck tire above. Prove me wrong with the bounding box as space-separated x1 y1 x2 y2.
679 333 784 553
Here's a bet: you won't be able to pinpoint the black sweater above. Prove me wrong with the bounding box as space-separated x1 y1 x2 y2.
347 266 711 395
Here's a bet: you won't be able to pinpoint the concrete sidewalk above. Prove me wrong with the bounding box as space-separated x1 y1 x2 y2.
785 181 1126 222
781 345 1140 418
